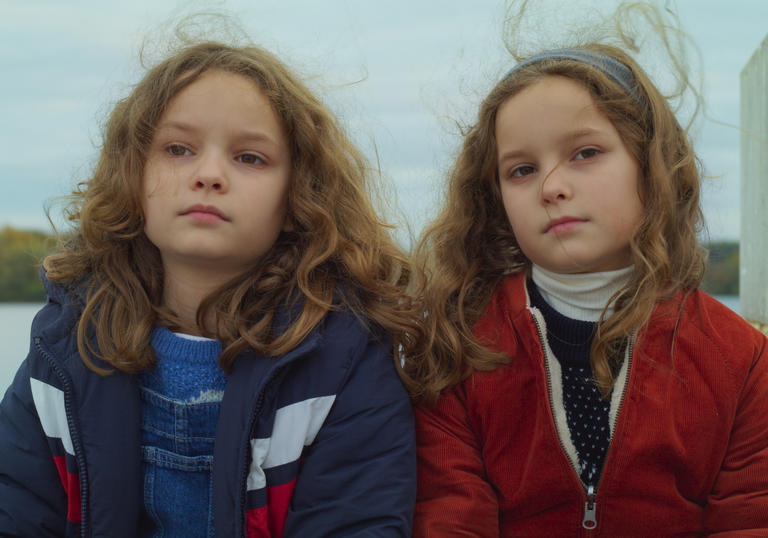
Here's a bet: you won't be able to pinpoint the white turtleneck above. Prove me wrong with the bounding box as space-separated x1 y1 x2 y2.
531 264 633 322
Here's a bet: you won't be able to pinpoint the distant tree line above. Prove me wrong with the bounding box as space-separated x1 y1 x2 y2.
0 226 741 302
0 226 53 302
700 241 739 296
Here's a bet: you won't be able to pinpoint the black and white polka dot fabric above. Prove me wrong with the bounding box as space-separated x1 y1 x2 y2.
527 280 613 487
562 365 611 485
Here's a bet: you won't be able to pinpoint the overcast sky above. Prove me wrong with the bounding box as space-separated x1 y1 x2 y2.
2 0 767 243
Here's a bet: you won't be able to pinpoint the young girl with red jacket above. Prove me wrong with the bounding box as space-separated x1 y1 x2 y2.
408 18 768 538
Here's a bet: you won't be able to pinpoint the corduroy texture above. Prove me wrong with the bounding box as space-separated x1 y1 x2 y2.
414 273 768 536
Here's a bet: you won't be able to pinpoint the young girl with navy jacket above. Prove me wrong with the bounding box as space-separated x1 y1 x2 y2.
0 40 418 537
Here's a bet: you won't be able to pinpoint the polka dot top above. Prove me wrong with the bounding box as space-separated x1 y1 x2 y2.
528 280 612 487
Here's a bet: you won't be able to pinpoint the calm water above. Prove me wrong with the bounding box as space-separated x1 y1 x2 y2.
0 296 743 395
1 303 45 394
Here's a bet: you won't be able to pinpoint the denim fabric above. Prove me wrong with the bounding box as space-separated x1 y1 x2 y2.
139 387 220 538
140 387 220 456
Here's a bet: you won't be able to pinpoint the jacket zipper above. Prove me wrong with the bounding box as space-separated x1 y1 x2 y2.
237 364 289 537
233 329 320 536
582 337 634 530
582 484 597 529
239 389 266 537
531 310 635 533
35 337 90 538
533 312 580 471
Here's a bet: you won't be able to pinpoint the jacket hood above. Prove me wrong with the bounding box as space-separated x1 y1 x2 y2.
33 265 87 368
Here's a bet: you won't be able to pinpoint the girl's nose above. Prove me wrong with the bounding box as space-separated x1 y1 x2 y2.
191 152 229 192
540 163 572 203
193 177 225 191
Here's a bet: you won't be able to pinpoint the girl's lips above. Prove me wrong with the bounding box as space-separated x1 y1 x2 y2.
545 217 586 234
180 204 230 222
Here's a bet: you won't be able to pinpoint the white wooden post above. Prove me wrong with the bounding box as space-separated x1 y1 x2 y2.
740 33 768 326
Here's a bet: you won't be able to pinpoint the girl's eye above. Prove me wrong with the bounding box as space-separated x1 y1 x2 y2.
511 165 536 178
237 153 266 166
574 148 600 160
165 144 191 157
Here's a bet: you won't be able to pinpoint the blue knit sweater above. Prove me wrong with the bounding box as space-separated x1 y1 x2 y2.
138 327 227 537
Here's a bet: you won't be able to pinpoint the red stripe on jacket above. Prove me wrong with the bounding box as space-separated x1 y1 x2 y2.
245 479 297 538
52 456 81 523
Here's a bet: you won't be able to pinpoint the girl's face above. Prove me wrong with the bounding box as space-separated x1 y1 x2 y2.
142 69 291 280
496 75 643 274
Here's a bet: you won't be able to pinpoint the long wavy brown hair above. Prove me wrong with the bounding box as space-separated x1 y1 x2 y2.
409 42 705 404
45 42 422 382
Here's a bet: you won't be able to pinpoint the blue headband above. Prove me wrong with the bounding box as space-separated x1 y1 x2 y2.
504 48 642 104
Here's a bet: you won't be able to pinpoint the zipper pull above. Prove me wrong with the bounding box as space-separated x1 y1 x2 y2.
582 484 597 530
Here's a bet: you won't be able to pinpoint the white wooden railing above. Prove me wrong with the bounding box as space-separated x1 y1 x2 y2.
740 33 768 330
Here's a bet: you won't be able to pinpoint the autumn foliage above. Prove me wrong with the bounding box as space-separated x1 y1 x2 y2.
0 227 53 302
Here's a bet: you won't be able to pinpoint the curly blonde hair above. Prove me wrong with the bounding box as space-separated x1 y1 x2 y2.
45 42 422 380
409 42 705 404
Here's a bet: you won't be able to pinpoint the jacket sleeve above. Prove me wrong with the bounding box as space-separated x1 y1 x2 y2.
413 386 500 538
705 335 768 535
0 358 68 537
282 335 416 537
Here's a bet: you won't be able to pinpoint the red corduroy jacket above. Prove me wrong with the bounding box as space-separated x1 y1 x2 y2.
415 272 768 537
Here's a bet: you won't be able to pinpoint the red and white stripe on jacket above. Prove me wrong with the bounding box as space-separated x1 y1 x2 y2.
30 378 339 538
244 395 336 538
30 378 82 525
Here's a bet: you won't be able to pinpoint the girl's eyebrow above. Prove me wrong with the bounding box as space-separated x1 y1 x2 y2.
497 148 528 163
155 120 281 147
498 126 605 164
564 126 603 142
155 120 195 133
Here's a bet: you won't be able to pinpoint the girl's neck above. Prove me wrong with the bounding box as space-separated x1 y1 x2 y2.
161 263 236 334
531 264 633 322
